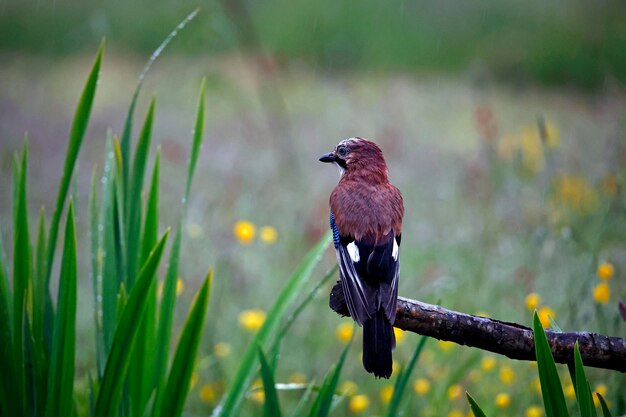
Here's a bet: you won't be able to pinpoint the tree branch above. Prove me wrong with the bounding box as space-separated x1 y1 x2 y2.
329 282 626 372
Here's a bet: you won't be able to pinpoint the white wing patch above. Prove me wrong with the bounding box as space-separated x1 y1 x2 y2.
346 241 360 263
392 238 399 261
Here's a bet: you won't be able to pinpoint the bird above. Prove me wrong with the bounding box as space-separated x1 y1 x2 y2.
319 137 404 378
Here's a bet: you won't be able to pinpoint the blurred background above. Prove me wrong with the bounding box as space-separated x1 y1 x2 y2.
1 0 626 415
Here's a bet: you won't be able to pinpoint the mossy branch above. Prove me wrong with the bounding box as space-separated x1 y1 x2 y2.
329 282 626 373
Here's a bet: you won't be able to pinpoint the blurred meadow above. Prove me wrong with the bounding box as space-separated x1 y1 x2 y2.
1 1 626 416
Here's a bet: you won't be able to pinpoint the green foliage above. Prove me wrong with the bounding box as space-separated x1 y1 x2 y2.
574 341 598 417
466 393 488 417
533 311 569 417
597 394 613 417
45 201 77 417
2 2 625 88
214 232 332 416
258 347 283 417
466 314 617 417
157 271 212 417
0 13 218 416
308 340 351 417
387 336 427 417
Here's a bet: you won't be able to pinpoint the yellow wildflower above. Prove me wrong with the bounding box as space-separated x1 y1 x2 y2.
249 390 264 404
190 372 199 389
260 226 278 244
176 278 184 296
214 342 231 358
597 262 614 281
394 327 405 344
380 385 394 404
543 122 560 149
186 222 203 239
238 309 266 332
349 394 370 413
392 360 400 374
335 322 354 343
525 293 541 311
499 365 516 385
520 125 545 173
340 380 358 396
199 383 216 403
289 372 307 384
438 340 455 352
414 378 431 396
233 220 256 244
495 392 511 408
481 356 496 372
531 377 542 395
248 379 264 403
593 283 610 304
564 383 576 400
447 384 462 400
537 306 556 328
593 384 607 407
525 405 543 417
553 174 598 215
447 410 464 417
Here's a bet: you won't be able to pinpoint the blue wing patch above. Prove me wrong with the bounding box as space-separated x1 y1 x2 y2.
329 211 340 249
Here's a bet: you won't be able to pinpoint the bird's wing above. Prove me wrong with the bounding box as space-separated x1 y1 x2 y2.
330 212 376 325
365 231 400 323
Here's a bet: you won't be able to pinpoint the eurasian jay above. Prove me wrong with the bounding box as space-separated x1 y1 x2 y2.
319 137 404 378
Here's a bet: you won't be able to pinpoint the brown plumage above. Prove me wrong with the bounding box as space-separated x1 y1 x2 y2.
319 137 404 378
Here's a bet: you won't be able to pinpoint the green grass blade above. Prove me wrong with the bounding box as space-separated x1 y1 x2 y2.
112 137 128 288
290 381 316 417
308 339 351 417
387 336 427 417
596 394 613 417
93 230 169 417
31 207 49 414
270 265 337 369
126 97 156 288
0 222 16 417
120 8 200 190
184 77 206 202
153 77 207 395
153 223 182 392
89 165 107 378
139 148 160 265
533 311 569 417
44 201 77 417
33 207 47 340
573 341 597 417
13 142 31 417
100 138 120 358
258 347 282 417
130 149 161 416
213 232 331 417
156 271 212 417
466 393 489 417
45 40 104 284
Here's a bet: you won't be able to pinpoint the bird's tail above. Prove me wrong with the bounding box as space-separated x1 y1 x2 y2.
362 309 394 379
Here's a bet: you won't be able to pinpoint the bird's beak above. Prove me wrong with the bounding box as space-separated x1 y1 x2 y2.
319 152 336 163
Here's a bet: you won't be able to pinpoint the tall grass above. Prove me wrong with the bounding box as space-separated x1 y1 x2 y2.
0 36 216 415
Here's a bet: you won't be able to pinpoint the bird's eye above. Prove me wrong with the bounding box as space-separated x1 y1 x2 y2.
337 146 348 158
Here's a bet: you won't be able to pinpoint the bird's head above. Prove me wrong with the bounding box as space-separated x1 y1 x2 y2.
319 137 388 181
